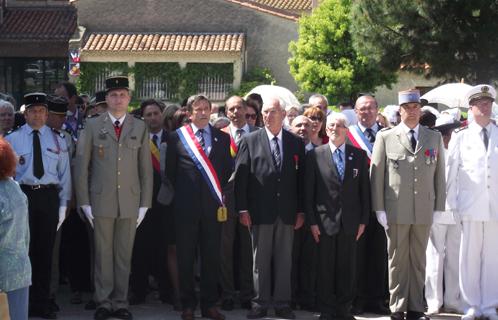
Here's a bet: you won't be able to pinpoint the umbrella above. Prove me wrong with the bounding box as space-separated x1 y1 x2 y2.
246 85 300 109
421 83 472 108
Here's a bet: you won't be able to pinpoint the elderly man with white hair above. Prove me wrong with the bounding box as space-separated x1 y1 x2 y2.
304 112 371 320
235 96 305 319
0 100 15 136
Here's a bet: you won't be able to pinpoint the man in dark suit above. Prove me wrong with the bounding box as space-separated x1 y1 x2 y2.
166 95 232 320
347 95 390 315
305 112 371 320
129 99 169 305
219 96 258 311
235 96 305 319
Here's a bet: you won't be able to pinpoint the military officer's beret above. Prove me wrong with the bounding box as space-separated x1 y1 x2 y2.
398 89 421 106
105 76 129 93
47 95 68 115
24 92 47 108
466 84 496 104
95 90 107 105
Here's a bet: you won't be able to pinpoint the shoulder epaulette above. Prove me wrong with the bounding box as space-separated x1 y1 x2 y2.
454 125 468 133
133 114 144 121
3 127 19 136
380 127 392 132
51 127 66 139
88 113 100 118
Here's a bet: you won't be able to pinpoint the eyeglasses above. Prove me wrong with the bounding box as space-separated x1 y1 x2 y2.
245 114 257 120
309 116 323 122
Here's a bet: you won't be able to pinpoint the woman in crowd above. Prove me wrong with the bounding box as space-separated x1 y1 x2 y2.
303 106 327 146
0 100 15 136
246 99 262 127
0 137 31 320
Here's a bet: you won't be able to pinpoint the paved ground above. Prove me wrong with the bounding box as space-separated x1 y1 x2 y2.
35 286 463 320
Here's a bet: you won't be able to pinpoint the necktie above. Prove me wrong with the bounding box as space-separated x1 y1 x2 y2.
152 134 159 148
334 148 344 182
272 136 281 171
365 128 376 143
235 129 244 144
32 130 44 179
114 120 122 140
482 128 489 151
197 129 205 152
409 129 417 151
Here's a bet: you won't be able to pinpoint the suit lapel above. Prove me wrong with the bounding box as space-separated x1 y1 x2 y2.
209 125 218 160
396 125 414 154
102 114 118 141
342 145 355 184
415 126 429 154
259 129 275 172
119 115 134 140
317 145 340 187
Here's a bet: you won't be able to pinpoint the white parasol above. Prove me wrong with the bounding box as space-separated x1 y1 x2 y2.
246 85 300 109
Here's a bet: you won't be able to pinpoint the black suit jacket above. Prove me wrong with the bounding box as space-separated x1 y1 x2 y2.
166 125 233 221
234 128 305 225
304 144 371 236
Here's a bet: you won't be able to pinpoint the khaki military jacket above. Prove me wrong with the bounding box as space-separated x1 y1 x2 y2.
370 124 446 224
75 112 153 218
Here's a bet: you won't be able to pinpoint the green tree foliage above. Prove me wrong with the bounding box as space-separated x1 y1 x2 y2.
351 0 498 84
288 0 396 103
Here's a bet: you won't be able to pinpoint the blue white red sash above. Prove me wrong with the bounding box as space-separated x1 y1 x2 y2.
347 125 373 160
177 125 224 206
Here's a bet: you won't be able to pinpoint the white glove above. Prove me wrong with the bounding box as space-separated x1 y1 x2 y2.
81 205 94 228
137 207 148 228
56 206 67 231
376 210 389 230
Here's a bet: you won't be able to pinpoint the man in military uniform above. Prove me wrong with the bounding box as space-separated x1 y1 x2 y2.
75 76 153 320
370 90 446 320
5 92 71 319
446 85 498 320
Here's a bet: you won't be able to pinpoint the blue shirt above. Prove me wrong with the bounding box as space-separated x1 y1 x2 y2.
0 178 31 292
5 124 71 206
191 123 212 156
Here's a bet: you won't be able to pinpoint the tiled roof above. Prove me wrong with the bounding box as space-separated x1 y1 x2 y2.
251 0 312 11
82 32 245 53
0 6 77 40
223 0 301 21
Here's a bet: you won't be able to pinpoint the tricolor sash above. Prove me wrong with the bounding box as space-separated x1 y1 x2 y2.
177 125 224 206
221 127 238 157
347 125 373 160
149 140 160 173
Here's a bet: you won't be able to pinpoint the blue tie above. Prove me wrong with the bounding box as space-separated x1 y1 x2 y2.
334 148 344 181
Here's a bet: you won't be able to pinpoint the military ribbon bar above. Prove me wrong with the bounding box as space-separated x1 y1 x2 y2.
177 125 224 206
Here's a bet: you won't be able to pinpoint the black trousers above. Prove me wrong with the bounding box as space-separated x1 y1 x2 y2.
21 186 59 310
298 228 318 306
176 210 221 310
317 228 357 316
354 212 388 304
130 205 169 299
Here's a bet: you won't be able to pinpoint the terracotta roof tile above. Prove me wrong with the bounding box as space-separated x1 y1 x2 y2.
0 6 77 40
222 0 301 20
82 32 245 53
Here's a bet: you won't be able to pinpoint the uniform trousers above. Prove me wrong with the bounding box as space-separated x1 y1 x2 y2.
94 217 136 311
316 228 357 316
459 221 498 315
21 186 59 311
251 218 294 309
386 224 431 313
425 222 462 312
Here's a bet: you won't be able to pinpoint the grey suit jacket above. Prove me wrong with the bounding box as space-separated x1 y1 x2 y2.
74 113 153 218
370 124 446 225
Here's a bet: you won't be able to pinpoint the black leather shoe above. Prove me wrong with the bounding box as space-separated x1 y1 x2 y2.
85 300 97 310
275 307 296 319
221 298 234 311
300 302 316 312
391 311 405 320
113 308 133 320
351 304 364 315
29 308 57 319
247 306 268 319
94 307 112 320
240 300 252 310
407 311 430 320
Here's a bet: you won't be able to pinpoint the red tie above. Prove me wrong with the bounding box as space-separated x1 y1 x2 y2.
114 120 122 139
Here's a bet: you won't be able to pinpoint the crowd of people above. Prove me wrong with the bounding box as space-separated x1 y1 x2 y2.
0 76 497 320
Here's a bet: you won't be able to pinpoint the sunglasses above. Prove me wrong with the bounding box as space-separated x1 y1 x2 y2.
309 116 323 122
245 114 257 120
